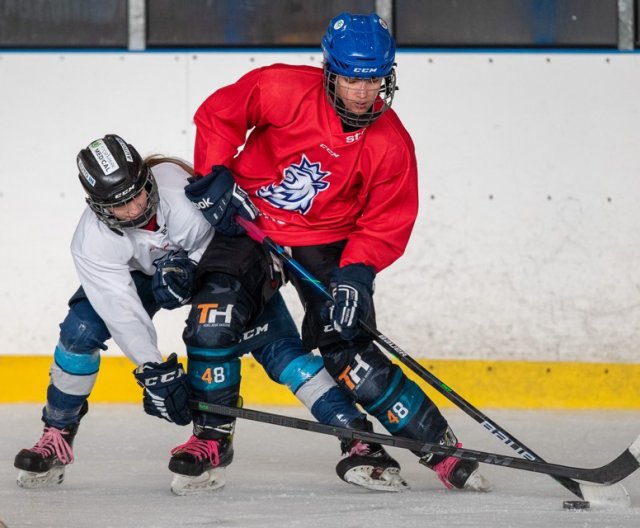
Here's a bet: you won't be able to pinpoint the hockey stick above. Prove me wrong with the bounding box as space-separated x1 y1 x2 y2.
190 400 640 486
235 216 631 499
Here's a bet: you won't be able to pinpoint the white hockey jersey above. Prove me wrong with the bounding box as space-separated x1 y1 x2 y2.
70 161 214 366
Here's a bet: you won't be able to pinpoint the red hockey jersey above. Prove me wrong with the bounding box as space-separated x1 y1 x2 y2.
194 64 418 273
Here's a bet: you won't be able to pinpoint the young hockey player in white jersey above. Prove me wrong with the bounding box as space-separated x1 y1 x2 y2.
13 134 386 495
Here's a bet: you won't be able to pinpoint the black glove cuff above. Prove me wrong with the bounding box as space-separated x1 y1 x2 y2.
330 263 376 293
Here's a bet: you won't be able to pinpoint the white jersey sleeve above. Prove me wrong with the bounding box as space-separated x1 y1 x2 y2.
71 209 162 366
152 162 214 265
69 161 215 367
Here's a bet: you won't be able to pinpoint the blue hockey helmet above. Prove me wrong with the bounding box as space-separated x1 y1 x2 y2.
321 13 397 127
322 12 395 78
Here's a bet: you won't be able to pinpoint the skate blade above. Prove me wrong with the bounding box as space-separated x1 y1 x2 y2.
343 466 410 492
580 482 630 508
170 468 226 496
462 469 493 492
16 467 65 489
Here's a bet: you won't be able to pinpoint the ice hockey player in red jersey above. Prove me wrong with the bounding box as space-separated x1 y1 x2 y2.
185 12 491 492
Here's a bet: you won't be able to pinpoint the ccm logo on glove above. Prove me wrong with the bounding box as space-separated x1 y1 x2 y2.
140 370 184 386
133 353 191 426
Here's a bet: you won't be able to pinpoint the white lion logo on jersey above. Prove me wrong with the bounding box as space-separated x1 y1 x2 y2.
257 155 330 214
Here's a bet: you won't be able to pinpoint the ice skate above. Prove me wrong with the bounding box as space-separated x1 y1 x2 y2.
336 436 409 492
420 428 492 492
14 404 87 489
170 468 227 496
428 454 492 491
16 464 67 489
169 434 233 495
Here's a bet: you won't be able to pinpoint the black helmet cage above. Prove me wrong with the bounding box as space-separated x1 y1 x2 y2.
85 165 159 230
323 68 397 128
77 135 159 232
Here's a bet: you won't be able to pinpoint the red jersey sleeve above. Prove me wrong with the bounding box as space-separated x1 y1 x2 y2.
193 68 266 175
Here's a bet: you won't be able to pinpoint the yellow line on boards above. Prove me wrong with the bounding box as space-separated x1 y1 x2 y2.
1 356 638 408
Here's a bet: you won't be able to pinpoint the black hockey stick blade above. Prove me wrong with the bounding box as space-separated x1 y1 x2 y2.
191 401 640 486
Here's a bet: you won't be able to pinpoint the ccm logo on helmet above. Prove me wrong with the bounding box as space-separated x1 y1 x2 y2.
114 184 136 199
353 68 378 73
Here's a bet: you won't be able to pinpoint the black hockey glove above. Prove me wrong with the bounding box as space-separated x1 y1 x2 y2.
133 353 191 426
152 250 197 310
184 165 259 236
328 263 375 341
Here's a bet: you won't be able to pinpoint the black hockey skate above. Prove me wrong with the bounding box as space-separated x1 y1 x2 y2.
14 401 88 489
420 427 492 492
168 434 234 495
336 422 409 492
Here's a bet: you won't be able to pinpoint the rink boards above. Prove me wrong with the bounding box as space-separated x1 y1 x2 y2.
1 355 638 408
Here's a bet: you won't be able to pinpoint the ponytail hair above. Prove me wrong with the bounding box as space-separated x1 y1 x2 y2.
144 155 195 177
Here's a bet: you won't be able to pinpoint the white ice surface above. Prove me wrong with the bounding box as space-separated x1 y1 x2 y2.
1 405 639 528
